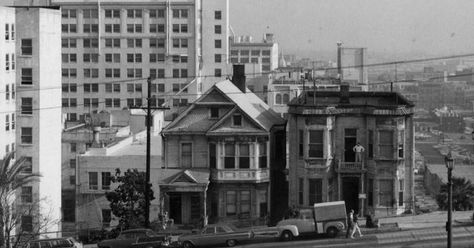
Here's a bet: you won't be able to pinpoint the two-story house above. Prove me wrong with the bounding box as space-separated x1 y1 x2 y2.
287 84 415 217
161 66 286 225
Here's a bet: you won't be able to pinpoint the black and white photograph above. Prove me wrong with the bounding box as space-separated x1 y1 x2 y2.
1 0 474 247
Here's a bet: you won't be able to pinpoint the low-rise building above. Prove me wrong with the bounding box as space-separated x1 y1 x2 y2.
287 84 415 217
74 111 164 230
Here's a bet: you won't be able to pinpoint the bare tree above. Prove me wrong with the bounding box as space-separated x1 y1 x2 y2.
0 153 41 248
4 198 59 248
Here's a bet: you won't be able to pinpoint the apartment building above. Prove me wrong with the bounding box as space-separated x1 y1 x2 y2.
287 84 415 217
0 6 62 236
0 7 16 160
51 0 229 122
161 66 286 225
230 33 279 73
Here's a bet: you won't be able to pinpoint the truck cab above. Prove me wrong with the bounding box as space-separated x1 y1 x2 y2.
277 201 347 238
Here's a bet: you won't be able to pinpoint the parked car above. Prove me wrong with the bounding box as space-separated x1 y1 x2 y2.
277 201 347 238
178 224 252 248
97 228 167 248
27 237 83 248
177 223 299 248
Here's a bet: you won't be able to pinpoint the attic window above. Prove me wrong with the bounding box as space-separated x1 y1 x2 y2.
210 107 219 119
232 113 242 126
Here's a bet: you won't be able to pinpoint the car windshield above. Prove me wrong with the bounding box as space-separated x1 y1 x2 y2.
51 240 73 247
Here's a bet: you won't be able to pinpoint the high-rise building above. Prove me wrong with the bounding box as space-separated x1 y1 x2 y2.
50 0 230 121
0 7 17 160
1 5 62 237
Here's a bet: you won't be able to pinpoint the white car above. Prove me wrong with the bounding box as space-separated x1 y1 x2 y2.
27 237 83 248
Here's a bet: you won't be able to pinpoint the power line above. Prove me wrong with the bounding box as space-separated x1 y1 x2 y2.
3 71 474 115
3 52 474 94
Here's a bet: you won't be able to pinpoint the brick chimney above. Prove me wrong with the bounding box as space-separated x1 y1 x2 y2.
340 83 350 104
231 64 246 93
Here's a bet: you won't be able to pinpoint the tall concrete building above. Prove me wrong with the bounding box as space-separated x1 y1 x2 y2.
50 0 230 122
0 7 17 160
1 5 62 237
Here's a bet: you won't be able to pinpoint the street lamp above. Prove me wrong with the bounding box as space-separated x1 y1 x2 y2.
444 152 454 248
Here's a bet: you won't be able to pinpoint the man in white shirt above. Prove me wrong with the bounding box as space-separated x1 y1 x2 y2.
353 142 365 162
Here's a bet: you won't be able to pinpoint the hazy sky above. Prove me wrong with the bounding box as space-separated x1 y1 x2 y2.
230 0 474 57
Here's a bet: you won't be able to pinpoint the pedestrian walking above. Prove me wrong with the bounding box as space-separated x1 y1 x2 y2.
351 212 363 238
345 209 354 238
353 142 365 162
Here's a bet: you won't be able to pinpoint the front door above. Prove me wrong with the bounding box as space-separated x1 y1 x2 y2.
344 129 357 162
342 177 359 214
169 193 182 224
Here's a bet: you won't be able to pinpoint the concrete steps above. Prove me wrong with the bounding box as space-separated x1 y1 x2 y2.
414 174 439 213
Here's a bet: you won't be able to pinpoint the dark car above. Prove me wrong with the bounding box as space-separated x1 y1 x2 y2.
178 224 253 248
97 229 166 248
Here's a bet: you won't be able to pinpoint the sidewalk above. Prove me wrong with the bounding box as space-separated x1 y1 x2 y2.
377 211 473 230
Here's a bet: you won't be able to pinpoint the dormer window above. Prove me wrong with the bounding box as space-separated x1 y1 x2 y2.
210 107 219 119
232 113 242 126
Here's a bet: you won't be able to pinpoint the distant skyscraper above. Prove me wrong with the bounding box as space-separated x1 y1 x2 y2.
230 33 279 73
337 42 368 91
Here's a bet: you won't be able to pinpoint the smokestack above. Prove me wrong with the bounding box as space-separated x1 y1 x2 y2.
337 41 343 81
340 82 350 104
231 64 246 93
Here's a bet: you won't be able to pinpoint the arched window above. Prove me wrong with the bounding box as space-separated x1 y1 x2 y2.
275 94 282 104
282 94 290 104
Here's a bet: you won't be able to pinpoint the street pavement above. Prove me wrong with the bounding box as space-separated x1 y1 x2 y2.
83 211 473 248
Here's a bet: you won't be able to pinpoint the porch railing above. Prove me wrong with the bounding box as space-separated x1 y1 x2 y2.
211 168 270 182
336 161 366 173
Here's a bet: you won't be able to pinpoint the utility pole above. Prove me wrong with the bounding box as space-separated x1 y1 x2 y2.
131 77 169 228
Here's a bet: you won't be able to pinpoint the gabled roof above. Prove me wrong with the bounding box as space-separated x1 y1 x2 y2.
162 80 285 134
159 169 210 186
213 80 285 131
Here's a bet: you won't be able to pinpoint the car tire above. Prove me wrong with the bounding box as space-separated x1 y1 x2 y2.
182 241 194 248
327 227 339 238
280 230 293 241
226 239 237 247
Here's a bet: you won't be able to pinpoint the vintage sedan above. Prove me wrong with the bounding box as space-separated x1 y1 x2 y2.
97 228 167 248
178 224 253 248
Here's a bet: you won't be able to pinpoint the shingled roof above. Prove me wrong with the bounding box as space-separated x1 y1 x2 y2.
163 80 285 134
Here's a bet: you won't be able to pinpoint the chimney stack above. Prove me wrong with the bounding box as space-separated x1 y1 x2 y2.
339 83 350 104
92 126 101 145
231 64 246 93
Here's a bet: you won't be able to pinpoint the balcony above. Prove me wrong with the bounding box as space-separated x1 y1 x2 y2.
335 161 366 173
211 168 270 183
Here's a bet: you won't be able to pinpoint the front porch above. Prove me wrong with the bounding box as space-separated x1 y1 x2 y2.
158 169 210 227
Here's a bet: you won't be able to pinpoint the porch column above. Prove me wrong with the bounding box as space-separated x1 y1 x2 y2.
360 173 365 215
337 171 341 200
203 190 208 226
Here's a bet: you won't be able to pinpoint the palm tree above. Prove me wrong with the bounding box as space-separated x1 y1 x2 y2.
436 177 474 211
0 153 40 248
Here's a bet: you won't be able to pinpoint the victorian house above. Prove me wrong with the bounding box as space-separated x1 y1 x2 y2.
286 84 415 217
161 66 286 225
